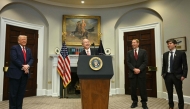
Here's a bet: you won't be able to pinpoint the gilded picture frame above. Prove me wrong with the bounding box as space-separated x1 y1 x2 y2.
62 15 101 46
173 37 187 51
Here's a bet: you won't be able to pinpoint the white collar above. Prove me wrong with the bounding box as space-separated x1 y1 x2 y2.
19 45 25 49
170 49 176 53
85 48 90 51
134 47 139 51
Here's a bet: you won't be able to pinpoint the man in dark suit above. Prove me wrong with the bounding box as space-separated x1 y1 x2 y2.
7 35 33 109
127 39 148 109
79 38 98 55
162 39 188 109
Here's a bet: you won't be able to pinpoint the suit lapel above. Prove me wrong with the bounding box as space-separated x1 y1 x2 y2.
165 51 169 67
18 45 25 63
136 49 142 61
90 48 94 55
138 49 142 59
83 50 87 55
173 50 178 63
25 47 29 62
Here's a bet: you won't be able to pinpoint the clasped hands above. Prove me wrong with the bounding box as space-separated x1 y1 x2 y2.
133 68 140 74
22 64 30 74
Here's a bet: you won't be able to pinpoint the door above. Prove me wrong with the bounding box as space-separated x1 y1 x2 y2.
3 25 38 100
124 29 157 97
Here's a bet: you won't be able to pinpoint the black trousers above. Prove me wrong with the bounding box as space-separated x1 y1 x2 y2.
164 73 184 109
130 75 148 106
9 74 28 109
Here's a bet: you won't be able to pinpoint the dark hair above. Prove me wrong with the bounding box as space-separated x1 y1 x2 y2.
166 39 177 44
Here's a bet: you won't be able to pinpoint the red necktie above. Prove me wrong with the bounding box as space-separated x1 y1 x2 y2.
134 49 138 60
22 47 26 64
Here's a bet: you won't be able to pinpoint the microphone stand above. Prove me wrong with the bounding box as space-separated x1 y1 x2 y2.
94 43 95 55
91 43 95 55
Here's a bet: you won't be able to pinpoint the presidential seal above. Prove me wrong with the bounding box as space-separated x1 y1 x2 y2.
89 57 103 70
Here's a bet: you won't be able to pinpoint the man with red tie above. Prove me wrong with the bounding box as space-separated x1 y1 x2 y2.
7 35 33 109
126 39 148 109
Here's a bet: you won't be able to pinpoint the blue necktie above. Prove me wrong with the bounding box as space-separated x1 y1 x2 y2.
170 52 173 72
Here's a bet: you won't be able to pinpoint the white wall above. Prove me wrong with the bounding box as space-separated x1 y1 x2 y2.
0 0 190 99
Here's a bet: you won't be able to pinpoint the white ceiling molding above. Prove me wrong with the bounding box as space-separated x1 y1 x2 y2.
33 0 148 8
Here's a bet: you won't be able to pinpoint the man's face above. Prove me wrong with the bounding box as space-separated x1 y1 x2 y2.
82 39 90 49
132 40 139 49
167 42 176 50
18 36 27 46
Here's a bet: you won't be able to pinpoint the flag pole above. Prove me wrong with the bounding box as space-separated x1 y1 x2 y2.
59 76 63 98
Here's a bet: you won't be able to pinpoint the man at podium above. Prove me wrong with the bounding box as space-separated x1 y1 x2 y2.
77 39 113 109
79 38 98 55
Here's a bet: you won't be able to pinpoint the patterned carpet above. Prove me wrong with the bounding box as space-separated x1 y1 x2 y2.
0 95 190 109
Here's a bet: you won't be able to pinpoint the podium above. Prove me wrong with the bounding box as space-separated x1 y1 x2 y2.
77 55 114 109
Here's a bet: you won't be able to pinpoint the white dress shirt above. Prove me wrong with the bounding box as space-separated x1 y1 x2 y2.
134 47 139 55
85 48 91 55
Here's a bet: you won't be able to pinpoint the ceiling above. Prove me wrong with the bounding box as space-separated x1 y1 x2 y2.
33 0 149 8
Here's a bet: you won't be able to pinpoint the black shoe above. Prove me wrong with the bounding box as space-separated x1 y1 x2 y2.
131 103 137 108
142 106 148 109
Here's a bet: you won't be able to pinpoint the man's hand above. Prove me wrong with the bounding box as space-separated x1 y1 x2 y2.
22 64 30 74
22 64 30 70
24 69 29 74
181 76 185 81
133 68 140 74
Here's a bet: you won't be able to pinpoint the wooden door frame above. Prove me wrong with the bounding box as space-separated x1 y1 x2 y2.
0 17 44 101
116 22 163 98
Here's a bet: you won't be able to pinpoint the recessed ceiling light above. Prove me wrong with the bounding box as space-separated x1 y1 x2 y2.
81 1 85 4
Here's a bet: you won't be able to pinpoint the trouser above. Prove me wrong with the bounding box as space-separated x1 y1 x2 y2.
9 74 28 109
164 73 184 109
130 75 148 106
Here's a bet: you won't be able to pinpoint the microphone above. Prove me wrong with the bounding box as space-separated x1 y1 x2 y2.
91 43 95 55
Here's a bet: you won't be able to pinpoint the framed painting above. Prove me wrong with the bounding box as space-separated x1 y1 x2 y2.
173 37 187 51
62 15 101 46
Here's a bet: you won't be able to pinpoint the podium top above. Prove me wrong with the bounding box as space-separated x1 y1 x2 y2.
77 55 114 79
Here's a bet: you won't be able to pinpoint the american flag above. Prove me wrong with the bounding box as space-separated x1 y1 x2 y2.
57 43 71 88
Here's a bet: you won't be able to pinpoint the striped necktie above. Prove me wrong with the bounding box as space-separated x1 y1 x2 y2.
22 47 26 64
134 49 138 60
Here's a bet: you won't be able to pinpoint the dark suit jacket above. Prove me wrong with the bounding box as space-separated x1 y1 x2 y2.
79 48 98 55
127 48 148 78
162 50 188 79
7 45 34 79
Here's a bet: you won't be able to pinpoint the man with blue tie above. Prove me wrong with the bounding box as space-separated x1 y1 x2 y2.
7 35 33 109
162 39 188 109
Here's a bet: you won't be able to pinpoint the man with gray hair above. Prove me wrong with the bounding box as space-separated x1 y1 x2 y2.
79 38 98 55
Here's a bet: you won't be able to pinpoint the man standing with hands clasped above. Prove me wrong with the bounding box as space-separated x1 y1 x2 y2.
7 35 33 109
162 39 188 109
127 39 148 109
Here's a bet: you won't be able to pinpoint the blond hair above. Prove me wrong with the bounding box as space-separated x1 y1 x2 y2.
18 35 27 40
132 39 139 43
